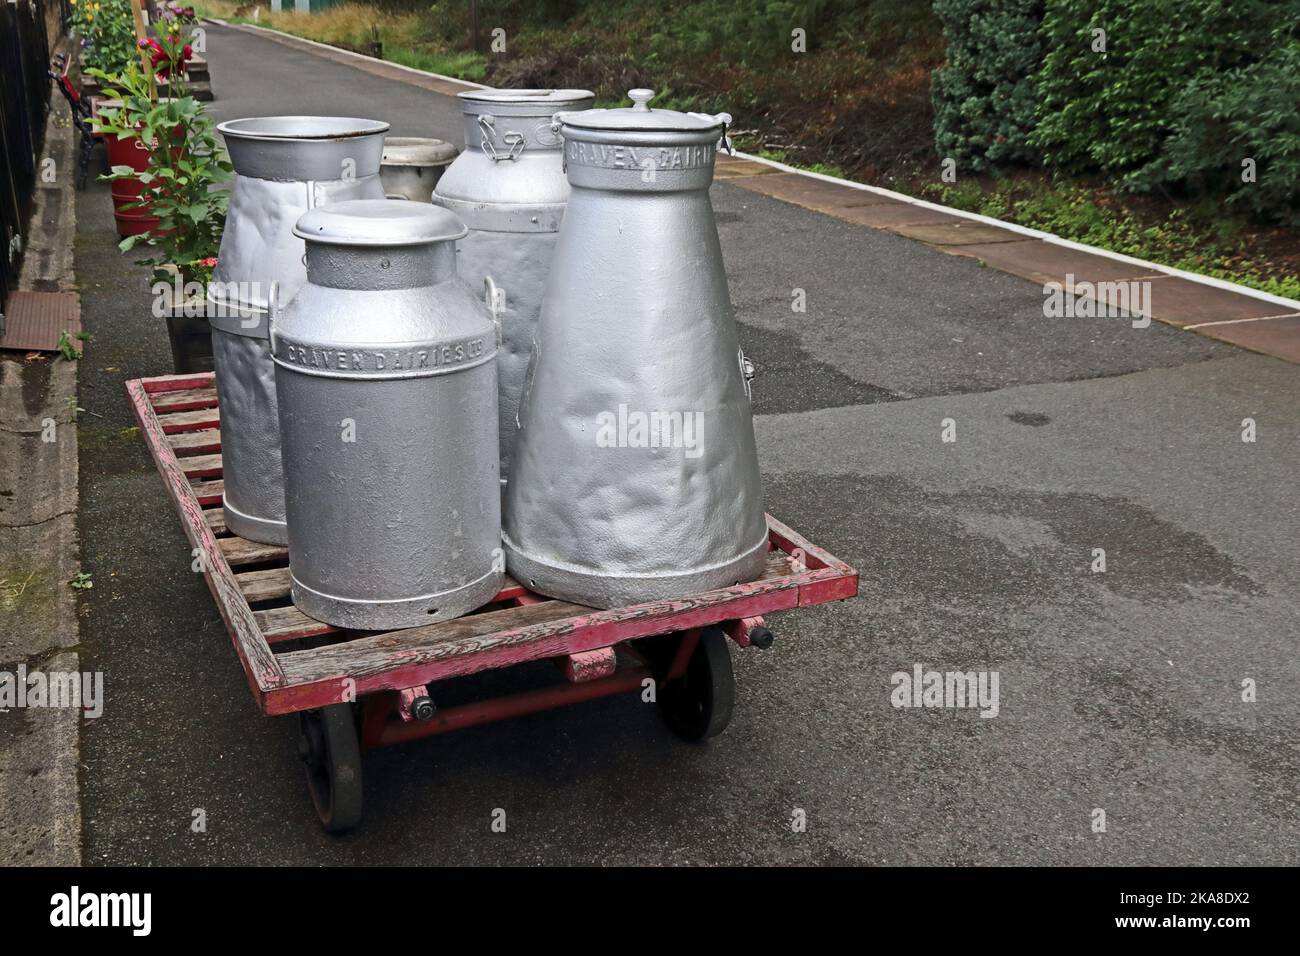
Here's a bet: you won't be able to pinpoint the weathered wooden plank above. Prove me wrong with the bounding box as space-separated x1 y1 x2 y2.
140 373 215 394
139 371 215 393
190 479 223 506
167 430 222 456
236 567 529 608
151 386 218 413
255 605 337 641
126 379 285 694
203 507 227 535
158 407 220 434
234 566 290 603
219 535 288 567
766 513 849 573
180 453 223 479
496 576 526 601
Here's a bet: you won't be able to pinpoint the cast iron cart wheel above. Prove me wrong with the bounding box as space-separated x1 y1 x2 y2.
658 626 736 741
299 704 363 833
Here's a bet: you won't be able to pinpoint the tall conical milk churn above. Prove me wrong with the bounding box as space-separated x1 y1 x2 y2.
271 200 503 630
432 88 594 485
209 116 389 544
502 89 769 609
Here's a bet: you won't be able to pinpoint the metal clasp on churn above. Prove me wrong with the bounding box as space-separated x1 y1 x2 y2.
478 114 525 163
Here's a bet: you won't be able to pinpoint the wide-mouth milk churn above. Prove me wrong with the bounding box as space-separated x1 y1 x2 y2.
209 116 389 545
502 89 769 609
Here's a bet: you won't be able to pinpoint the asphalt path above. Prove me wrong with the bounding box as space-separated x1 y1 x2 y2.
73 24 1299 864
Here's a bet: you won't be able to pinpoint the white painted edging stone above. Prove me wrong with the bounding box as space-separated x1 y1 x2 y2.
207 18 1299 314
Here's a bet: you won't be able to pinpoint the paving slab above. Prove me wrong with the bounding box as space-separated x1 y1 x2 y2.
1136 276 1295 328
713 155 778 179
732 171 922 213
940 238 1163 289
833 200 963 229
1197 315 1300 361
890 220 1026 246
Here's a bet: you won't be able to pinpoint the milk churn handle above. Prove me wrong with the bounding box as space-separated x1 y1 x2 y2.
484 276 505 347
688 111 735 155
738 346 756 400
478 114 525 163
550 112 575 172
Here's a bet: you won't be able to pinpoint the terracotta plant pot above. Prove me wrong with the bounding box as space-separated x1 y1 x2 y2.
98 100 185 238
99 100 160 237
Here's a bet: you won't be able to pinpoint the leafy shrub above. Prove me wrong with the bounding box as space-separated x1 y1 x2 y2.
1141 39 1300 226
1031 0 1278 177
931 0 1044 172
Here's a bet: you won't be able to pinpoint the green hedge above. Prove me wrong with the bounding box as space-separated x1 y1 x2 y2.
931 0 1044 172
1139 37 1300 225
1031 0 1276 176
932 0 1300 222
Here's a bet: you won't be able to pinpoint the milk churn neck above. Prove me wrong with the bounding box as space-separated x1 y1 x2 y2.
453 88 596 165
457 88 595 117
293 200 464 290
555 90 732 192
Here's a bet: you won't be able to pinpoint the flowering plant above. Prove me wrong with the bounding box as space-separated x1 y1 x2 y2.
69 0 138 77
157 2 198 24
91 25 230 286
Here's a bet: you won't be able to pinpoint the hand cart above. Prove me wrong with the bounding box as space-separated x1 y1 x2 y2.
127 372 859 831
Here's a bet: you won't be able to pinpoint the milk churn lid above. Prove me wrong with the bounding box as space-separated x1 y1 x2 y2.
558 89 731 132
293 199 468 247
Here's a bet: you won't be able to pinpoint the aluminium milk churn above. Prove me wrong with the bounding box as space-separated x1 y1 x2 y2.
379 136 458 203
502 89 769 609
271 200 504 631
432 88 595 485
209 116 389 545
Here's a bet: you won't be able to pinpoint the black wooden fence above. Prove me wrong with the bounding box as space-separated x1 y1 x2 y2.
0 0 54 313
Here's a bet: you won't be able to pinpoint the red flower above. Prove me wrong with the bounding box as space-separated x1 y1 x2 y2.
198 257 218 267
138 37 193 80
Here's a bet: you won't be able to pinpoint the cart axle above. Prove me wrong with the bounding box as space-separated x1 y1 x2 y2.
362 664 654 749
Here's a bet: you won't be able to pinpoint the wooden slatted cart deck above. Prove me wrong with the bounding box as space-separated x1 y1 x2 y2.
127 370 859 830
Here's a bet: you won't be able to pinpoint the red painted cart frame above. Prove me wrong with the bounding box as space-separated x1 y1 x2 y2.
127 372 859 743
